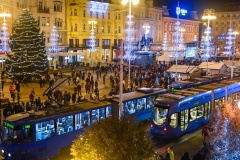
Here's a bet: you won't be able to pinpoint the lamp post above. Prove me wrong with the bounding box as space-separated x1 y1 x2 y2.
122 0 139 91
0 11 11 93
202 9 216 75
88 20 97 67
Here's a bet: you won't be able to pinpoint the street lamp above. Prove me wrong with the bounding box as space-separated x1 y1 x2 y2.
0 11 11 93
202 9 216 75
88 20 97 67
122 0 139 91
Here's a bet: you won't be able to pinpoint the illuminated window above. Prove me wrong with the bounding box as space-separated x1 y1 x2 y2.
102 12 105 19
42 17 46 26
102 26 104 33
118 14 120 20
118 26 121 33
169 113 178 128
83 24 86 32
108 26 110 33
74 24 77 32
38 1 42 10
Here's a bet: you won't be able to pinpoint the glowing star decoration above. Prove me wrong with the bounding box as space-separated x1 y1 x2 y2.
90 1 109 13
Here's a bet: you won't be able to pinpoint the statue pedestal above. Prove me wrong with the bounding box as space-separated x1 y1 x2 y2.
133 51 154 69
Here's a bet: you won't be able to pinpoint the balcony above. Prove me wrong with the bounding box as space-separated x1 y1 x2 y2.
38 7 50 14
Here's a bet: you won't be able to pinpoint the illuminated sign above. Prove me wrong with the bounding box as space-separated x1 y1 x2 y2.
176 7 188 16
90 1 109 13
4 122 14 129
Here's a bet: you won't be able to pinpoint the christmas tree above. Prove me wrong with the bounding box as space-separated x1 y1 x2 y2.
5 8 48 79
209 103 240 160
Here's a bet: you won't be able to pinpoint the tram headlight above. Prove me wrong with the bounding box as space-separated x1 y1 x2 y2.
8 153 11 157
1 149 4 154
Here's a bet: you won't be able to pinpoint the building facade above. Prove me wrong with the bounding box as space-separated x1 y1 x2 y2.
211 3 240 55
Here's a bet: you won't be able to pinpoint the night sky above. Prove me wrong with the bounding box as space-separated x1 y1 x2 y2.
154 0 240 16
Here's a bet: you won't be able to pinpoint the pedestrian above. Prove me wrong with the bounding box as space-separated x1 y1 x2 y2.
22 76 28 87
29 88 35 103
200 143 208 160
1 78 4 91
94 87 99 100
202 125 210 143
103 74 106 84
164 153 171 160
72 92 76 104
192 151 203 160
77 83 81 96
181 152 190 160
68 76 71 86
167 146 174 160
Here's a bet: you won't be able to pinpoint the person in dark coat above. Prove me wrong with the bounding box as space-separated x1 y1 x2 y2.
192 151 203 160
72 92 77 104
15 81 20 93
181 152 190 160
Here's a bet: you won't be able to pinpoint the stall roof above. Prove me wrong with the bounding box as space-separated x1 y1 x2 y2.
223 60 240 67
166 65 200 74
199 62 226 70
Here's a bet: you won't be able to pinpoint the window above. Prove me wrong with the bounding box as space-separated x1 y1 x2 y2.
83 10 86 17
169 113 178 128
92 108 105 123
39 1 43 10
47 17 50 26
153 107 168 125
74 9 77 16
118 14 120 20
23 124 33 143
102 26 104 33
74 24 77 32
96 25 98 33
180 109 189 131
204 102 211 119
136 98 146 111
96 12 98 18
83 39 99 47
35 120 55 141
108 26 110 33
102 13 105 19
108 13 110 19
197 105 204 118
17 2 19 8
118 26 121 33
124 100 136 114
146 96 155 109
56 116 73 135
215 98 225 108
42 17 46 26
55 18 62 27
83 24 86 32
69 39 73 47
75 39 79 47
54 3 62 12
159 14 161 20
106 106 112 117
75 111 90 130
189 107 197 122
90 11 92 17
38 17 40 26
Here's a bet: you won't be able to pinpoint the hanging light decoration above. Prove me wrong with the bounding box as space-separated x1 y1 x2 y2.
223 28 235 56
162 32 168 52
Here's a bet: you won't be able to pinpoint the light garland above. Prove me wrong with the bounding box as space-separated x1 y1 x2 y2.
201 27 213 60
6 8 48 78
49 25 61 53
0 22 10 53
162 32 168 52
223 28 235 56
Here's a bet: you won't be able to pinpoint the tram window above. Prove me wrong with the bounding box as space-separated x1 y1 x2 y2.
35 120 55 141
3 125 22 144
215 98 224 108
23 125 33 143
147 96 155 109
124 100 136 114
136 98 146 111
56 115 73 135
204 102 211 119
169 113 178 128
180 110 189 131
99 108 106 120
75 111 90 130
197 105 204 118
106 106 112 117
189 107 197 122
153 107 168 125
92 109 100 123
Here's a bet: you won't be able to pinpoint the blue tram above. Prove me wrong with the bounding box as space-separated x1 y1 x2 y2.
0 88 167 160
110 88 166 122
150 78 240 138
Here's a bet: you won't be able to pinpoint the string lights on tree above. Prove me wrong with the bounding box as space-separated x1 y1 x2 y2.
122 0 138 90
5 9 48 79
168 2 185 81
49 25 60 70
